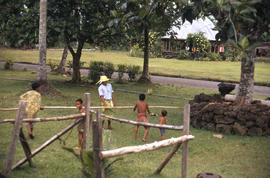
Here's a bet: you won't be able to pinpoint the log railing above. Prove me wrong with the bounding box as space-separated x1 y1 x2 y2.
100 135 194 159
1 93 192 178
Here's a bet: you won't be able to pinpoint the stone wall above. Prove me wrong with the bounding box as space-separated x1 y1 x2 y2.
190 93 270 136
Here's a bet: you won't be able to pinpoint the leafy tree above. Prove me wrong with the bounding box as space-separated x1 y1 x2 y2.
123 0 187 82
186 32 211 57
47 0 122 83
192 0 270 104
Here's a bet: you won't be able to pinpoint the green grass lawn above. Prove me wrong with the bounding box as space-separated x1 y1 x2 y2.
0 70 270 178
0 48 270 85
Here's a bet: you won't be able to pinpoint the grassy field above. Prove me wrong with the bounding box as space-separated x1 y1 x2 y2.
0 48 270 85
0 70 270 178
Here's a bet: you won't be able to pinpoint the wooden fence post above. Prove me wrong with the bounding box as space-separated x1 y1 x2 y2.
181 104 190 178
2 101 27 177
12 118 83 170
83 93 91 150
92 110 105 178
19 128 33 167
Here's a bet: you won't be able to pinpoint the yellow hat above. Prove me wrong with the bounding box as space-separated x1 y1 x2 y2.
96 75 110 84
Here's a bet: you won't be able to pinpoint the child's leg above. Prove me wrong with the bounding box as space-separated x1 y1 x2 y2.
79 131 84 148
160 129 166 140
134 126 139 140
143 127 149 142
28 122 34 139
107 120 112 129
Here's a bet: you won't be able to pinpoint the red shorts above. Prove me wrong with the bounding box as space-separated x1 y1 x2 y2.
136 113 148 123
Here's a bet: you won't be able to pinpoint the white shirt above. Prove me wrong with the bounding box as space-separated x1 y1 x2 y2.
98 83 113 100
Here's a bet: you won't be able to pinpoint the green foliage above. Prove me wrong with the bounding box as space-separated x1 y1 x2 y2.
127 65 141 81
186 32 211 57
207 52 221 61
117 64 127 82
103 62 115 79
89 61 115 83
81 150 122 177
4 60 13 70
129 44 143 57
89 61 105 84
177 50 191 60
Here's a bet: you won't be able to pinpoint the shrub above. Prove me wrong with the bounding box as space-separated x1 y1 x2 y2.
127 65 140 81
129 44 143 57
207 52 221 61
89 61 105 83
117 64 127 82
89 61 115 83
177 50 191 59
4 60 13 70
103 62 115 79
186 32 211 58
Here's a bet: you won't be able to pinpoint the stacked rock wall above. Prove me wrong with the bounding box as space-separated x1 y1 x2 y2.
190 93 270 136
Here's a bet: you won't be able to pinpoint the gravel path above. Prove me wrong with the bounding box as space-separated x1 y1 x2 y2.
0 61 269 96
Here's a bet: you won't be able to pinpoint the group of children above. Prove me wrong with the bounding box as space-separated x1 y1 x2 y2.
75 93 168 148
133 93 168 142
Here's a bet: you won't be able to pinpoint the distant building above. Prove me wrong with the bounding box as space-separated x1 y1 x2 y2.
161 17 223 56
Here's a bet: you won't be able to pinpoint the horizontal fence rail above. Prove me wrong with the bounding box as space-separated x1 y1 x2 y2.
0 113 85 124
100 135 194 159
0 105 182 111
101 114 184 130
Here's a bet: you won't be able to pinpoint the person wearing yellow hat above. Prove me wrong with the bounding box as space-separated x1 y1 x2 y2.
97 75 115 129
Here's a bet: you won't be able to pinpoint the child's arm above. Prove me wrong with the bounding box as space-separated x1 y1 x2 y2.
133 103 137 112
146 103 151 114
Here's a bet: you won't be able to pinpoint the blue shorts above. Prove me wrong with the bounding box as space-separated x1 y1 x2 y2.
160 128 166 136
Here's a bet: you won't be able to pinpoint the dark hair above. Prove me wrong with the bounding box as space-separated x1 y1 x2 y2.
76 98 83 104
31 81 41 90
161 110 167 117
139 93 145 101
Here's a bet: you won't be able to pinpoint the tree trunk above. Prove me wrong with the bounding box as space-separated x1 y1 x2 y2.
236 50 255 104
71 40 84 83
37 0 47 83
139 24 151 83
56 45 68 74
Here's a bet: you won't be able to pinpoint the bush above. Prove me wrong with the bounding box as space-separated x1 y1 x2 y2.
117 64 127 82
89 61 105 83
89 61 115 83
4 60 13 70
127 65 140 81
103 62 115 78
129 44 143 57
207 52 221 61
177 50 191 59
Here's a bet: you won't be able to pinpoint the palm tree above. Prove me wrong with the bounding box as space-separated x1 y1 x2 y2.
37 0 47 83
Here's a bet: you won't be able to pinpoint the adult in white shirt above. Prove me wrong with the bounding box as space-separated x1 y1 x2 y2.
97 75 115 129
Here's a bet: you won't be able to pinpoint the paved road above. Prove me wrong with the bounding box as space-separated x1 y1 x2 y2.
0 61 269 96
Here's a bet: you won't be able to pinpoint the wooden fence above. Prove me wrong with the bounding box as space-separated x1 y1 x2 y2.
0 93 193 178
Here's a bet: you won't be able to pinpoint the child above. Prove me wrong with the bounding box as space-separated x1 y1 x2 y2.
20 81 43 139
159 110 167 140
75 98 85 149
133 94 151 142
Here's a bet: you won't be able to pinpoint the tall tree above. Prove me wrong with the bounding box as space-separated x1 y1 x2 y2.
48 0 121 83
192 0 270 104
123 0 187 82
37 0 47 83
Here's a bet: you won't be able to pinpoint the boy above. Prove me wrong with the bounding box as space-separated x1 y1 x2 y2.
20 81 42 139
133 94 151 142
97 75 115 129
159 110 167 140
75 98 85 149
